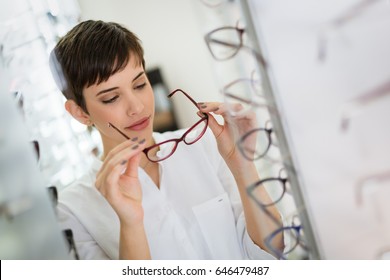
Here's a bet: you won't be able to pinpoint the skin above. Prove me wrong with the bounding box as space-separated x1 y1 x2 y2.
64 55 283 259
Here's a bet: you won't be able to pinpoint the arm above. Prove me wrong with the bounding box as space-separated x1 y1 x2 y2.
199 103 283 255
95 139 151 259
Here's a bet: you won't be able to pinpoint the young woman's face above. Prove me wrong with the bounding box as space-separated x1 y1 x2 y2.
83 57 155 152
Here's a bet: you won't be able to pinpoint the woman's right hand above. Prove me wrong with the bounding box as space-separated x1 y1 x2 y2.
95 138 147 228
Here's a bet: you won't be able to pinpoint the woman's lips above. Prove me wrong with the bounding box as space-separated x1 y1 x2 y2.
125 116 150 131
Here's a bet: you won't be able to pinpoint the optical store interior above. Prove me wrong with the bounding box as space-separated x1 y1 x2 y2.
1 0 390 260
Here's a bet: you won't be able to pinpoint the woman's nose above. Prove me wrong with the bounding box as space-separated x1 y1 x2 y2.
125 93 144 117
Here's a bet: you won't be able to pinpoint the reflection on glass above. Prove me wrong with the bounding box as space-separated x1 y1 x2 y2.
340 79 390 131
354 169 390 206
317 0 381 62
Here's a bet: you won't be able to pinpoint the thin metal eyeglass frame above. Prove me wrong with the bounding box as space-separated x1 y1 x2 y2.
247 177 288 207
265 224 303 260
221 70 270 115
237 126 273 161
109 89 209 163
204 25 267 67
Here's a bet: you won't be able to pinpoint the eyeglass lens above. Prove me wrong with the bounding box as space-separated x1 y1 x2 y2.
145 119 208 162
239 128 272 161
223 78 264 115
267 226 301 258
250 178 286 207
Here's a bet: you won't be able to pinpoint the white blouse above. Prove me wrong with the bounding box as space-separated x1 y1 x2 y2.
57 128 275 260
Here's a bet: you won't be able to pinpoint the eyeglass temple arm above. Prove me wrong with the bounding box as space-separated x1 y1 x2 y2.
108 122 130 140
207 37 242 48
168 89 200 109
333 0 379 27
340 79 390 131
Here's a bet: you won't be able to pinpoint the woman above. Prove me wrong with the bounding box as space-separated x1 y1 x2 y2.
50 20 283 259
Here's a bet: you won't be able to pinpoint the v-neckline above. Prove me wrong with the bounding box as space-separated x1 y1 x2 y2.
139 162 163 192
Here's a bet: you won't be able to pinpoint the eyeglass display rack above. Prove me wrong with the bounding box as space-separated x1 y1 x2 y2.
238 0 320 259
0 0 91 259
239 0 390 259
194 0 317 259
0 82 70 259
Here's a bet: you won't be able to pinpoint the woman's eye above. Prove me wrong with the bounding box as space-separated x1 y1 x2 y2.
102 96 119 104
135 83 146 90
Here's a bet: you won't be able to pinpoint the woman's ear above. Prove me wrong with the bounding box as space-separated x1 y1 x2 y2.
65 100 92 126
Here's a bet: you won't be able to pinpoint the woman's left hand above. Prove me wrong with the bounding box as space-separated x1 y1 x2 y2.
198 102 257 169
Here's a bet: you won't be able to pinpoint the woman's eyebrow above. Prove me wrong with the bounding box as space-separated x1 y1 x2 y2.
96 71 145 96
96 87 119 96
132 71 145 82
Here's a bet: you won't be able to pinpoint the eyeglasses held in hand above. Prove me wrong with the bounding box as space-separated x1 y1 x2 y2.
109 89 209 163
204 25 267 67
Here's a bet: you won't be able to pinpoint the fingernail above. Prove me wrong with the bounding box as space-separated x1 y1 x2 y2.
197 102 205 105
200 105 207 109
138 138 146 144
197 111 204 118
131 137 138 142
132 144 139 150
121 160 127 165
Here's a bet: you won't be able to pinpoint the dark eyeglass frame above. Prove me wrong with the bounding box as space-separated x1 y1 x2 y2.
204 25 267 67
204 26 245 60
265 224 304 260
238 122 274 161
247 177 288 207
109 89 209 163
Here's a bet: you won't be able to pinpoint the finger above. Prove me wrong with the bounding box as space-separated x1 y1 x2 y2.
123 150 142 178
97 139 145 180
98 137 139 175
197 102 222 114
101 161 128 199
200 111 224 139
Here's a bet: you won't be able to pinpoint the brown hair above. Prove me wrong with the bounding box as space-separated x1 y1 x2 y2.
50 20 145 113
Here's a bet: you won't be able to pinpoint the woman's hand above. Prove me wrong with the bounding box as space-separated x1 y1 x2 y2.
95 138 147 228
198 102 258 169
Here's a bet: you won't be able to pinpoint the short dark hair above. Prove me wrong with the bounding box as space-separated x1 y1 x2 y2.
50 20 145 112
